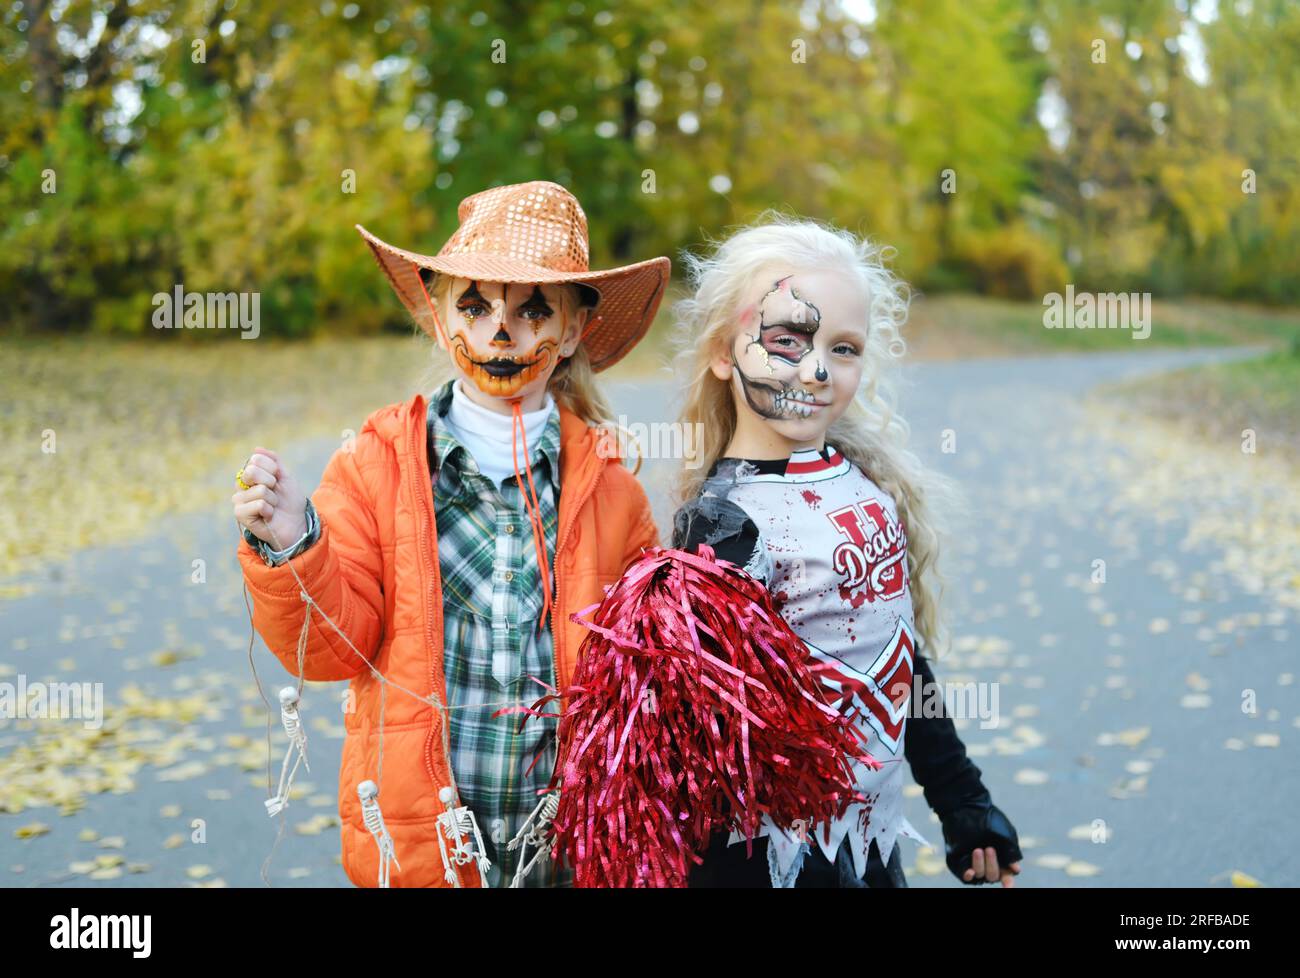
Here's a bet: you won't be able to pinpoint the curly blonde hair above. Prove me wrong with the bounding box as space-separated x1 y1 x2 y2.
671 210 959 656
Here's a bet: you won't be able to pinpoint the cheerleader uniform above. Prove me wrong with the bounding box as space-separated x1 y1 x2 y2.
673 445 1021 888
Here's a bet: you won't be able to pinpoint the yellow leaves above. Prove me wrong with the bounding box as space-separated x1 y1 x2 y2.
185 865 212 880
1083 396 1300 613
1013 768 1049 785
293 814 339 836
911 846 947 877
1036 853 1071 870
14 822 50 839
1068 824 1114 843
310 716 346 738
1097 726 1150 748
236 744 272 772
1 336 423 581
155 761 209 782
0 685 225 817
1064 861 1101 877
1209 869 1265 887
1156 154 1249 249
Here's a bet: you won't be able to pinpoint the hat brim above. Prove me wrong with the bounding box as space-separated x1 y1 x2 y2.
356 224 670 373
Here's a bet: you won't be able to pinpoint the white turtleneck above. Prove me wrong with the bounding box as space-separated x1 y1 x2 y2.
441 379 557 488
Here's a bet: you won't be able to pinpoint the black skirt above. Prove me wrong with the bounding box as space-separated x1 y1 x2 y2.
688 829 908 888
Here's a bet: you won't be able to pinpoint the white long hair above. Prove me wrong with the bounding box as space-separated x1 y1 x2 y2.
672 210 959 656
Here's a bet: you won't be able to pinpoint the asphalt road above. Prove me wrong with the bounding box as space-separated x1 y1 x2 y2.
1 345 1293 888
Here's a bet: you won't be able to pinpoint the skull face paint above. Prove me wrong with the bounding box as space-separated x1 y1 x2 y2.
731 275 829 420
716 268 871 456
431 275 583 400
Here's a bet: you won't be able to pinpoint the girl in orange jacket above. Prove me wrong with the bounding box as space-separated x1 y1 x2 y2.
230 181 668 887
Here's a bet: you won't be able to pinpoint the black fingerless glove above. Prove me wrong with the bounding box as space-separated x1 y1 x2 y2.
941 801 1022 885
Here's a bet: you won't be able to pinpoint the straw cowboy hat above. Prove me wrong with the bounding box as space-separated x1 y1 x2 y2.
356 180 671 372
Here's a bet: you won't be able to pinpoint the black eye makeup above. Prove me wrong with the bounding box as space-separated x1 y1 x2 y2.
743 275 823 368
456 281 490 320
518 285 555 323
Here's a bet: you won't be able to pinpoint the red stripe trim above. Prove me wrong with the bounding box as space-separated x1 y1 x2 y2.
785 448 844 474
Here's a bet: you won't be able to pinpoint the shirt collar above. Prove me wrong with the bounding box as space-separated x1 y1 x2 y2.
708 442 837 479
427 378 562 493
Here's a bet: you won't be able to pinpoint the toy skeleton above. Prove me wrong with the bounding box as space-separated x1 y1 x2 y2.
507 790 559 887
436 786 491 887
264 686 309 817
357 780 400 888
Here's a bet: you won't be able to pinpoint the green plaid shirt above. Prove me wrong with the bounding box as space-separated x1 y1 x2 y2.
426 379 571 888
243 380 572 887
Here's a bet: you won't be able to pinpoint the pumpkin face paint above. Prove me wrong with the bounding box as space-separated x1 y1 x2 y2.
434 277 587 401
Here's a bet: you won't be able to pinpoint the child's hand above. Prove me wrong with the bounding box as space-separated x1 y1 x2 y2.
941 802 1023 886
961 845 1021 887
233 446 310 549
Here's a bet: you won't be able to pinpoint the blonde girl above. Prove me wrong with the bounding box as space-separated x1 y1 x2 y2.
670 212 1022 888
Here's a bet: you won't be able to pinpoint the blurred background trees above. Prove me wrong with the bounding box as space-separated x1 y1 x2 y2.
2 0 1297 336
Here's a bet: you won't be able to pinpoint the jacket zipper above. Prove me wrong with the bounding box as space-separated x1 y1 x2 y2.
549 448 604 731
412 394 467 887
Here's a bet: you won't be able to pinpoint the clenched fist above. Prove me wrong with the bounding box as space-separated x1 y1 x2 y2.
232 446 310 551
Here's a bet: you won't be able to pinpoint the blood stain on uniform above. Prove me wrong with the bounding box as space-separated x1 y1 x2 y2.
801 489 823 508
839 581 874 608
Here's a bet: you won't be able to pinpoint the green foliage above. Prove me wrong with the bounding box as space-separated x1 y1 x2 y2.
1 0 1298 336
941 222 1069 298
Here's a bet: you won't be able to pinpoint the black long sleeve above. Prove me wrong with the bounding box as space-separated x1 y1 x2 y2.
906 651 1023 881
904 651 991 819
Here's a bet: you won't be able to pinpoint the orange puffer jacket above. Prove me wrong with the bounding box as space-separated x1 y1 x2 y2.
237 391 659 887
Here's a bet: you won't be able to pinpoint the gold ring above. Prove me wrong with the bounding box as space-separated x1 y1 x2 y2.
236 467 252 491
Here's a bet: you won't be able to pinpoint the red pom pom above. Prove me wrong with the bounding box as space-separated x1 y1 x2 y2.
548 545 877 887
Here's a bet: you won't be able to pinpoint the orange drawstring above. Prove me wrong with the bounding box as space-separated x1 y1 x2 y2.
415 260 579 635
413 260 454 351
578 313 604 345
511 399 553 635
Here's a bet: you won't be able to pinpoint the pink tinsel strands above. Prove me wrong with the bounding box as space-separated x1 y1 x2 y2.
548 545 879 888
